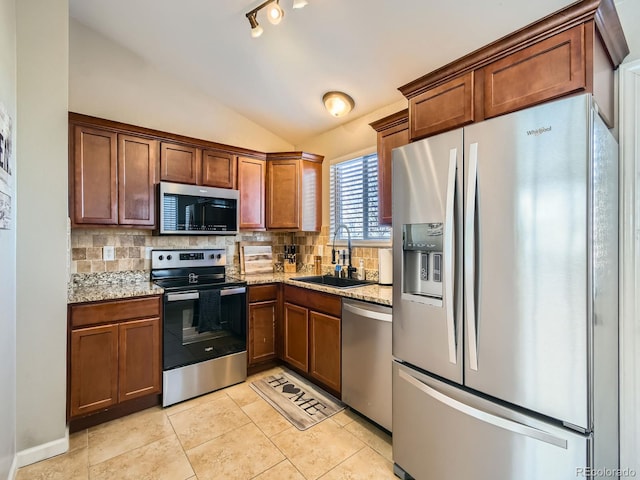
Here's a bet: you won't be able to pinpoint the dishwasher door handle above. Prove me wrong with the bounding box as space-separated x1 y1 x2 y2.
343 302 392 323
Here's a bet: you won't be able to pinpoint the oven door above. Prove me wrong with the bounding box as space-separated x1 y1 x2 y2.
163 286 247 370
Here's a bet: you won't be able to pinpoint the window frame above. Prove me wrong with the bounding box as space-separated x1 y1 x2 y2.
328 147 392 247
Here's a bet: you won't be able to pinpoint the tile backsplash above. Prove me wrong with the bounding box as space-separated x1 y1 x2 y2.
70 226 388 282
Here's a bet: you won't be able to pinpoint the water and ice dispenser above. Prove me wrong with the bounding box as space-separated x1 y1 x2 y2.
402 223 443 299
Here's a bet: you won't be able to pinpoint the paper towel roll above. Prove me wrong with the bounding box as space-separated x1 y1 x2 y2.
378 248 393 285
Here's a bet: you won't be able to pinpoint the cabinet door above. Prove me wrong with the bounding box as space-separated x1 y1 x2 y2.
267 159 300 229
160 142 199 184
237 156 266 230
118 135 159 226
72 125 118 225
309 311 341 394
483 25 586 119
409 72 474 141
378 120 408 225
70 324 119 417
202 150 236 188
248 300 277 366
283 302 308 371
118 317 161 403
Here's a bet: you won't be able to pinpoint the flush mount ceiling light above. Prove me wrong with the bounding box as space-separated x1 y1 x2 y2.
245 0 307 38
323 91 355 117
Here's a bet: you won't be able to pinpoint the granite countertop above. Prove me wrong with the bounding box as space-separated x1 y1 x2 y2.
68 271 392 306
68 281 163 304
234 272 393 306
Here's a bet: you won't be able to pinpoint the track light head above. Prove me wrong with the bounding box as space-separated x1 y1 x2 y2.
266 1 284 25
247 12 263 38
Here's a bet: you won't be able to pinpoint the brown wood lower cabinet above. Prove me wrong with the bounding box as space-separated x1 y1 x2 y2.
68 296 162 426
248 284 279 367
309 311 341 393
70 324 119 418
283 302 309 371
282 285 341 396
118 318 161 403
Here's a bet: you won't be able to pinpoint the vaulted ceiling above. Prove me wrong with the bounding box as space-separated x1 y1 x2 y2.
69 0 637 144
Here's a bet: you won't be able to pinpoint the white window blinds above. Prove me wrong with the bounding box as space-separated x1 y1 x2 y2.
330 153 391 241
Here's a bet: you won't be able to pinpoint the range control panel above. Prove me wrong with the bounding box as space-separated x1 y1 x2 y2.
151 249 226 269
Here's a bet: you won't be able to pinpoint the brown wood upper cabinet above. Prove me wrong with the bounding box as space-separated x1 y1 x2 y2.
160 142 199 184
482 26 586 120
202 149 236 188
237 156 266 230
369 110 409 226
398 0 629 140
266 152 324 232
410 73 474 140
160 142 236 188
71 124 158 227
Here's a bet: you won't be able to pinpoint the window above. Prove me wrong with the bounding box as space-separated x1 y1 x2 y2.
330 153 391 242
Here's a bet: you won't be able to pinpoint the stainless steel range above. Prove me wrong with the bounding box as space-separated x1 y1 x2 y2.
151 249 247 407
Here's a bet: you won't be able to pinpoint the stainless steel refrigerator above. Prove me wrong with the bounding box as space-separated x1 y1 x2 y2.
391 93 619 480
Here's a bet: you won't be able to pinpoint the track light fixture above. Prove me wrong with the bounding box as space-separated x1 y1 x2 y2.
245 0 307 38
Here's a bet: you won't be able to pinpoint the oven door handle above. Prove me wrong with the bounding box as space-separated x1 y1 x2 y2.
220 286 246 296
166 291 199 302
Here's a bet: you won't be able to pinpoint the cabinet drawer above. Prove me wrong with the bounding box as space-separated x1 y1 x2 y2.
248 284 279 303
284 285 341 318
70 296 161 328
483 25 586 119
409 72 474 140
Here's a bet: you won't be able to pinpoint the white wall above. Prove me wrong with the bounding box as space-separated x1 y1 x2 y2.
15 0 69 464
297 99 407 226
0 0 17 477
69 19 293 153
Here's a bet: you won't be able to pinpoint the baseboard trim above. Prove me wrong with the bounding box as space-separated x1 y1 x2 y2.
15 428 69 468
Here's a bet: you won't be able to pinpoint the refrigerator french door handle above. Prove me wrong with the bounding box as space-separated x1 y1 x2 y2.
465 143 479 371
444 148 457 364
398 369 569 449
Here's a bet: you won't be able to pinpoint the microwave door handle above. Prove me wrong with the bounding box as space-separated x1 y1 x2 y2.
465 142 479 371
444 148 457 365
166 291 199 302
220 287 246 296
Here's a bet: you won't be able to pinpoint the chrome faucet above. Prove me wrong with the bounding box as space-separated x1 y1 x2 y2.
332 224 357 279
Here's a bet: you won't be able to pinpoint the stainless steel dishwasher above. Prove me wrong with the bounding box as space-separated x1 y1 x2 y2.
342 298 392 431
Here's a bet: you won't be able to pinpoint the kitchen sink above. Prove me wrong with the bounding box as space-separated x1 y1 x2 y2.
291 275 374 289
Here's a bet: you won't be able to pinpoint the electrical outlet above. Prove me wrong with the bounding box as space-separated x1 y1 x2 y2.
103 246 115 261
145 247 153 259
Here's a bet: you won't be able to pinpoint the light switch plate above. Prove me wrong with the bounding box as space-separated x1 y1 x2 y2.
103 246 115 261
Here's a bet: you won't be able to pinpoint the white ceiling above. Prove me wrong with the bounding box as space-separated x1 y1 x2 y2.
68 0 635 145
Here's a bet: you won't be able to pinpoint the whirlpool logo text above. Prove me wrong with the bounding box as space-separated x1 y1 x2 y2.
527 126 552 136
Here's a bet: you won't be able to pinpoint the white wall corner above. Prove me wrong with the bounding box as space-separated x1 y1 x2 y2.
8 455 17 480
618 58 640 475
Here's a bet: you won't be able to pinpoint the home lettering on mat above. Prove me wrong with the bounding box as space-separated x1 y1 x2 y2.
267 376 328 416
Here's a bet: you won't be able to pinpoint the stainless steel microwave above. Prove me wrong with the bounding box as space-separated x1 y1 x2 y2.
158 181 239 235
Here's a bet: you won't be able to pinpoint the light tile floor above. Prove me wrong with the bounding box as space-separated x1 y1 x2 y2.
16 366 395 480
